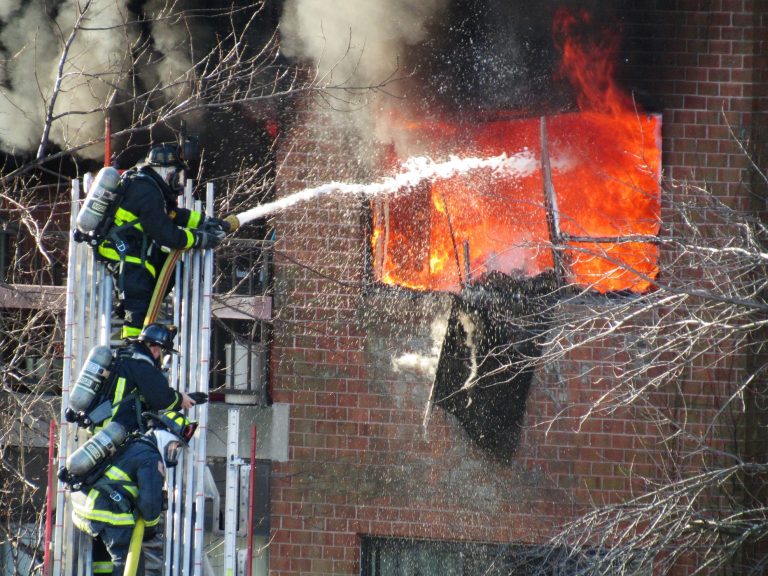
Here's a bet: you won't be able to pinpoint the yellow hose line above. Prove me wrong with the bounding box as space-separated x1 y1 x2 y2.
143 249 182 327
123 518 145 576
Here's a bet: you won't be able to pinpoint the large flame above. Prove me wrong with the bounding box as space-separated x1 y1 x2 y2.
372 9 661 293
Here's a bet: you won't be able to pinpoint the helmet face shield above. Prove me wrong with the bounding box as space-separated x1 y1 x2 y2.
169 168 184 193
164 440 183 468
144 144 188 195
153 166 184 193
180 421 198 443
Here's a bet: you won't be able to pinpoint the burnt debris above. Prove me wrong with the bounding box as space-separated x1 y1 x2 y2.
430 270 557 461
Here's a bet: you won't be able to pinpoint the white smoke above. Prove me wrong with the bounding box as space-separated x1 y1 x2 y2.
52 1 135 158
0 2 61 153
279 0 450 155
0 0 21 21
280 0 448 87
0 0 195 158
141 0 195 101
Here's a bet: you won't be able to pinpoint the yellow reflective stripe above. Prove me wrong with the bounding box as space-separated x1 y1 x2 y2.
105 466 138 498
144 515 161 527
111 376 126 421
184 229 195 249
92 375 125 431
72 500 91 516
93 562 113 574
83 487 100 510
76 508 136 526
114 207 143 232
164 396 180 411
72 483 137 526
187 210 202 229
122 325 142 338
96 246 157 277
71 514 91 534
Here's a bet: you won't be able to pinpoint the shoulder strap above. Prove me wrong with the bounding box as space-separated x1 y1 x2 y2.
92 477 135 515
99 169 145 244
86 356 139 429
131 350 157 367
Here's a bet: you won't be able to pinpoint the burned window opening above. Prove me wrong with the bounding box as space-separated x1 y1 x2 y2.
367 110 661 459
369 113 662 295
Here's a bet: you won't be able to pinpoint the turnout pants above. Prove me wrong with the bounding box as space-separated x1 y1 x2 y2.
79 520 145 576
110 257 175 339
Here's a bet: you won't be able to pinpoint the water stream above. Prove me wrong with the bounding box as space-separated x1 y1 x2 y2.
233 151 537 226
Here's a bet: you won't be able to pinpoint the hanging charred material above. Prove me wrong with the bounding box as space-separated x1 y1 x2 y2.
430 270 557 460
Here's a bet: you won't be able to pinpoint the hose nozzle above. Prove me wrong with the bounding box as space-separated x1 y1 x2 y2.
223 214 240 233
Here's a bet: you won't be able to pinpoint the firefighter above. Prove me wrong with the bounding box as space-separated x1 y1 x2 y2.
94 323 196 435
71 410 198 576
97 143 229 338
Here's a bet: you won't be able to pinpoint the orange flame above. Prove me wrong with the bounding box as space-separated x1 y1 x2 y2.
372 10 661 293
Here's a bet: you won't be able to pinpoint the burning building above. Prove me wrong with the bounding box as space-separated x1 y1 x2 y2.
366 6 663 458
266 0 768 574
0 0 765 574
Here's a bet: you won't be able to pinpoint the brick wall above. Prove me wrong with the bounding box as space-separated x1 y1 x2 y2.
267 2 766 574
622 0 767 205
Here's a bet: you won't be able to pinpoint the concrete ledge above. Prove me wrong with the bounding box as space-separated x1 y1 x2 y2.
0 284 66 310
0 284 271 320
206 402 288 462
211 294 272 321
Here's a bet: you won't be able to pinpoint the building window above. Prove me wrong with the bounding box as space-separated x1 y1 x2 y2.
210 319 270 405
369 115 661 296
361 537 650 576
215 236 273 296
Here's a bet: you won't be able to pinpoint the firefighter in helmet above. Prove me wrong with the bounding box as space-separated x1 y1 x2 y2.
97 143 229 339
71 410 198 575
91 323 197 435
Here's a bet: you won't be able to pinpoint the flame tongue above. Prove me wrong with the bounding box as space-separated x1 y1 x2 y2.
372 9 661 294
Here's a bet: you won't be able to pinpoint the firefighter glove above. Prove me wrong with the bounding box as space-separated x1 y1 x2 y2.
192 229 223 250
203 217 230 235
188 392 209 405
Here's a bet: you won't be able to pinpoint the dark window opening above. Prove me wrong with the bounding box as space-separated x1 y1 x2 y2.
215 236 274 296
361 537 651 576
210 319 270 406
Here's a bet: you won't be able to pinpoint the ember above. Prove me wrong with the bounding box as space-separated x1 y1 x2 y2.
372 9 661 294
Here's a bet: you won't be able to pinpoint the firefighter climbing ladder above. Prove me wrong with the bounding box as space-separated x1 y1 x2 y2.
52 176 239 576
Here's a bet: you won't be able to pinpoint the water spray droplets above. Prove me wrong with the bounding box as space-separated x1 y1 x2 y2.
235 151 538 226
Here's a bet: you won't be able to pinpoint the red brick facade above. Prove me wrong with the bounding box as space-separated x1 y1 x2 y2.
268 2 767 574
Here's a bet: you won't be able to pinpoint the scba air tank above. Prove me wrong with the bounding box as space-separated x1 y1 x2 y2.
64 421 127 479
76 166 121 234
65 345 113 425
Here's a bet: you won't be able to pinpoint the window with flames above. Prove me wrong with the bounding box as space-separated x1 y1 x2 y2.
370 9 662 295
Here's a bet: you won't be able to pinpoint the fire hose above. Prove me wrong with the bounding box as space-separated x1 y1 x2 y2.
123 517 145 576
143 214 236 331
143 249 183 328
